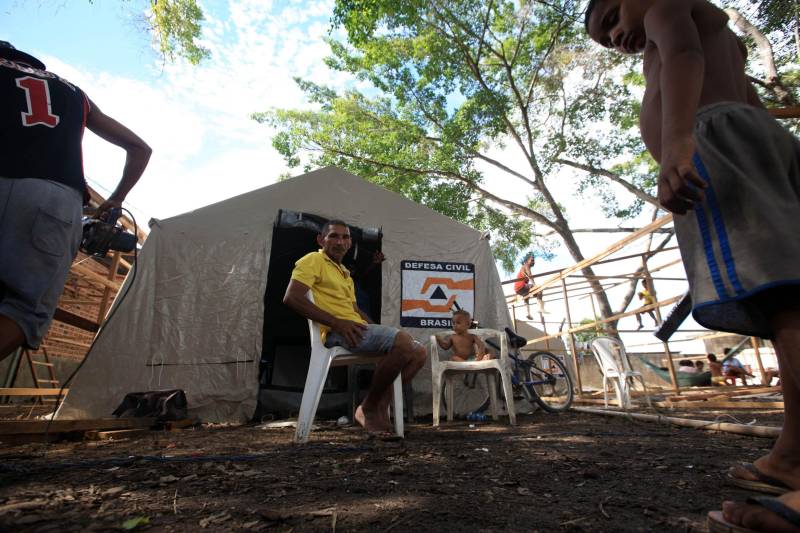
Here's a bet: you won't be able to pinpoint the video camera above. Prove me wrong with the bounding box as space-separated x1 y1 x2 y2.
80 207 137 257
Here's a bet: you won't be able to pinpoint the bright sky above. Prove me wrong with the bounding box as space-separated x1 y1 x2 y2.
2 0 342 223
1 1 708 354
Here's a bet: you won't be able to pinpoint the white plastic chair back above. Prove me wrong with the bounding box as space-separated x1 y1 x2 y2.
294 291 403 442
429 328 516 426
591 337 627 377
590 336 652 409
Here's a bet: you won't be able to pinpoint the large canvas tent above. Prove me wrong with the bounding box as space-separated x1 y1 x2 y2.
58 167 511 423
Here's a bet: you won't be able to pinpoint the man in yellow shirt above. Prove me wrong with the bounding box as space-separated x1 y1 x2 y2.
283 220 427 437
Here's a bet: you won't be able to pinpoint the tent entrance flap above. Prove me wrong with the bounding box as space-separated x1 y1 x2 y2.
258 210 382 415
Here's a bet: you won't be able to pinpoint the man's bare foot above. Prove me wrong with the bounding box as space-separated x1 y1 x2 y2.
354 404 392 434
712 491 800 532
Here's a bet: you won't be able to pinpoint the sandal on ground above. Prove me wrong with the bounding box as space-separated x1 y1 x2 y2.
366 431 403 442
728 463 792 495
708 496 800 533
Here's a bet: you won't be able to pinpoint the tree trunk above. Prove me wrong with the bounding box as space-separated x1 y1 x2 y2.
725 7 797 105
554 223 614 323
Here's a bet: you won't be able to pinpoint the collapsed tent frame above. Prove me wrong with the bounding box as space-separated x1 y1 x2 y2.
502 107 798 398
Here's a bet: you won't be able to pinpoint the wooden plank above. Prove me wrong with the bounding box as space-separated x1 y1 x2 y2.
59 299 102 306
85 428 149 440
0 388 68 396
43 336 93 349
502 247 681 287
71 263 121 291
97 251 122 322
666 386 781 402
656 400 784 409
0 418 156 435
53 307 100 333
769 106 800 119
573 398 625 407
528 214 673 296
164 418 200 431
526 294 682 347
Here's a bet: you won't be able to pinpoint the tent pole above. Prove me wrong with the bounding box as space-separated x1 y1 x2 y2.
589 292 600 337
561 278 583 396
641 257 679 394
1 348 23 404
511 300 518 332
750 337 767 385
540 313 550 352
572 407 780 438
662 341 681 395
97 251 122 322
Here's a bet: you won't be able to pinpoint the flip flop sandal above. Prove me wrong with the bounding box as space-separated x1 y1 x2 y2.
366 431 404 442
707 496 800 533
727 463 792 495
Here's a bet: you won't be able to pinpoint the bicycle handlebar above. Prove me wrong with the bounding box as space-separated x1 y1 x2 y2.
484 328 528 352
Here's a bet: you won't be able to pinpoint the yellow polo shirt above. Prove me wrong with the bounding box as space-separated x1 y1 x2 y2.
291 250 366 339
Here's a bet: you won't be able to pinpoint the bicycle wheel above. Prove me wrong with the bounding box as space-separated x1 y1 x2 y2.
523 351 573 412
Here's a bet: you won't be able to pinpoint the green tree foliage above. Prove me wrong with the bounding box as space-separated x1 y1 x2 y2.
573 318 610 345
93 0 209 64
148 0 208 64
259 0 663 322
749 0 797 40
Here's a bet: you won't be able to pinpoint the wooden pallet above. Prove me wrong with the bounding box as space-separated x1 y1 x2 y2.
0 418 156 445
0 417 202 445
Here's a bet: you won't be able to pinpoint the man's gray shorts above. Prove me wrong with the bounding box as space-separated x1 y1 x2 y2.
325 324 400 353
0 177 83 349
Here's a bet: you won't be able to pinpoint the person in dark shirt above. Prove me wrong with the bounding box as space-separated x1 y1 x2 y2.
0 42 151 360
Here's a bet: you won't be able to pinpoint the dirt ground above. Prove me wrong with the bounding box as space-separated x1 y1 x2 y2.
0 410 782 532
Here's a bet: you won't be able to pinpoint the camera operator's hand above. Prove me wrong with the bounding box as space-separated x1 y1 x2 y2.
331 318 367 347
95 199 123 221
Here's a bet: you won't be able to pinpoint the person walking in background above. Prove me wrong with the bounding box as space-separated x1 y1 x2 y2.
636 278 659 330
514 253 543 320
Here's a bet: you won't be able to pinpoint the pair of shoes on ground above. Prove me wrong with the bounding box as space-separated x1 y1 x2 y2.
707 462 800 532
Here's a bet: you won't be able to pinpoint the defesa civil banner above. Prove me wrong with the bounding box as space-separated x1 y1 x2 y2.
400 260 475 328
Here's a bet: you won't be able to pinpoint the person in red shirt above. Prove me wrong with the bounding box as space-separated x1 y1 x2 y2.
514 253 543 320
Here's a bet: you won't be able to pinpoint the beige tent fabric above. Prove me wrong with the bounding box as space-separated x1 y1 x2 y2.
58 167 511 422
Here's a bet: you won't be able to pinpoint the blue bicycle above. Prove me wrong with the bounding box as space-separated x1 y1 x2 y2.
483 327 574 413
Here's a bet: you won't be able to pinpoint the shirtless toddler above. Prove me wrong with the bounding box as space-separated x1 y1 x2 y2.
435 310 491 362
586 0 800 530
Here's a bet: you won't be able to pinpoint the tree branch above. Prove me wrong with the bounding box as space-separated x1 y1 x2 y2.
313 143 558 228
725 7 796 105
612 232 674 315
426 6 536 168
555 158 659 206
475 0 495 64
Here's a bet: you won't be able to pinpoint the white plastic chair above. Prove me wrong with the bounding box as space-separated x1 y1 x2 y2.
430 329 516 426
590 336 652 409
294 293 403 443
